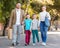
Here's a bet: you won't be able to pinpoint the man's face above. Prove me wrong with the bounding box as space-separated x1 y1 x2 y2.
42 6 46 11
16 3 21 9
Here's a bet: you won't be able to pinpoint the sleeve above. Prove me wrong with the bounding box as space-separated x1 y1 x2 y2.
47 12 51 20
30 20 32 30
8 10 14 28
37 20 40 28
22 10 25 22
22 10 25 17
39 13 41 25
24 20 25 26
24 19 25 23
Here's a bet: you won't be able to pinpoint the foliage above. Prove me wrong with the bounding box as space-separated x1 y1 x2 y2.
0 0 60 24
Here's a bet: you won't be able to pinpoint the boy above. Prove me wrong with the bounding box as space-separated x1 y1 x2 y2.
24 14 32 46
31 14 39 45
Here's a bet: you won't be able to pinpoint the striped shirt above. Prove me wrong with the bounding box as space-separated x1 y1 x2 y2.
31 19 39 30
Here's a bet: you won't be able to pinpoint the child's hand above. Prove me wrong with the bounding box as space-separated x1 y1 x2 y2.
30 27 32 32
30 29 32 32
38 27 40 31
21 21 24 25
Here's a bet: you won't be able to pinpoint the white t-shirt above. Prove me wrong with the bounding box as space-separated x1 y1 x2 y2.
15 9 21 25
39 11 51 22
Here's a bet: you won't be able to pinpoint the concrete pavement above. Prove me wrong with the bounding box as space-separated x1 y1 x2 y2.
0 33 60 48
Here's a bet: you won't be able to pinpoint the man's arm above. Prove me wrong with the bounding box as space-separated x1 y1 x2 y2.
8 10 14 28
21 10 25 25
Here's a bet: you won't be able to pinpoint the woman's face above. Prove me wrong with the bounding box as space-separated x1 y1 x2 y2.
42 6 46 11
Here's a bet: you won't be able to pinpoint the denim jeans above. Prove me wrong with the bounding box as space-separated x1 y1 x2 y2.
40 21 48 43
32 30 39 43
12 24 21 43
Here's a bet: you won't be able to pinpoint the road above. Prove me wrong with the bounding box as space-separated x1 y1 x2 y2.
0 32 60 48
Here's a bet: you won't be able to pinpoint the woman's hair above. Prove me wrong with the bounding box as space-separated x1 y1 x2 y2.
42 5 46 8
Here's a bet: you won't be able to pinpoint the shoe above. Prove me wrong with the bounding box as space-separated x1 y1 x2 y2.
12 43 16 46
28 43 29 45
25 44 28 46
37 41 39 43
16 42 19 45
42 42 46 46
33 43 35 46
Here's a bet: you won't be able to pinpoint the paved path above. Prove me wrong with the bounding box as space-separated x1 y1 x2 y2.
0 33 60 48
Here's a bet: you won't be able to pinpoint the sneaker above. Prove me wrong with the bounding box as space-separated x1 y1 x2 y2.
33 43 35 46
28 43 29 45
25 44 28 46
42 42 46 46
37 41 39 43
12 43 16 46
16 42 19 45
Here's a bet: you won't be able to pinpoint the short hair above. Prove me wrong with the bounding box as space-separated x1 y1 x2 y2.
16 2 21 6
32 14 36 16
26 14 30 16
42 5 46 8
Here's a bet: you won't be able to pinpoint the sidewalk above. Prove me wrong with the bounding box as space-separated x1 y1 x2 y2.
0 32 60 48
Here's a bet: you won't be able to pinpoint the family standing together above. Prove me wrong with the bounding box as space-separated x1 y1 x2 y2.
7 3 51 46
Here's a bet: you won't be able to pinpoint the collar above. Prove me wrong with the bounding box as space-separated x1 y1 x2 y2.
42 11 46 12
16 8 21 11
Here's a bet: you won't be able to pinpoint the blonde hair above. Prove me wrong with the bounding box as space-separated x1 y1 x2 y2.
42 5 46 8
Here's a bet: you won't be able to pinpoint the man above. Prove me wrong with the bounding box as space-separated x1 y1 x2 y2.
39 6 51 46
7 3 24 46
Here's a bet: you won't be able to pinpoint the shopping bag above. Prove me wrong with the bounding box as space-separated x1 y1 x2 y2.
45 17 50 27
8 29 12 40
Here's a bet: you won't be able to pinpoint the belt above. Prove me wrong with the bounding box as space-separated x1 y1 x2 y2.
41 21 45 23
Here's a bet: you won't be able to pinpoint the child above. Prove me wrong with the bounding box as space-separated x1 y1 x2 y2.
31 14 39 45
24 14 32 46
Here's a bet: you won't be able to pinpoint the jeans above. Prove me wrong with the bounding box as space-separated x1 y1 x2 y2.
40 21 48 43
12 24 21 43
25 30 31 44
32 30 39 43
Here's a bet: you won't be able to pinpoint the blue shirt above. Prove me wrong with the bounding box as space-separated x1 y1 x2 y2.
24 19 32 30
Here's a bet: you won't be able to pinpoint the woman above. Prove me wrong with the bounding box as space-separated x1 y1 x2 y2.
39 6 51 46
